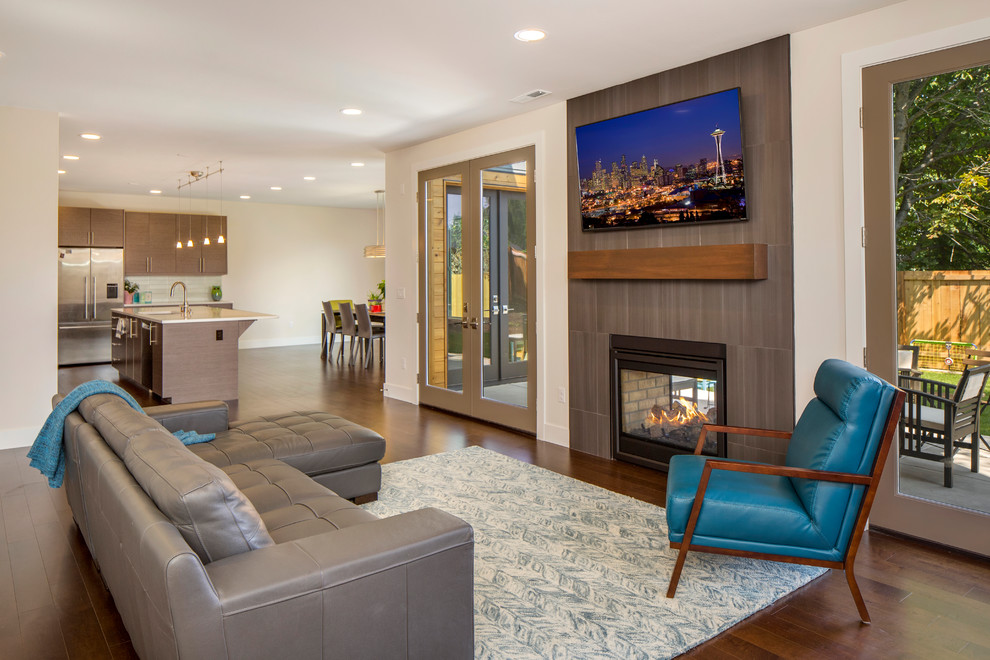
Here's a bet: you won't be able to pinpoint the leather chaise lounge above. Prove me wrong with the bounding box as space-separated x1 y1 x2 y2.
57 394 475 659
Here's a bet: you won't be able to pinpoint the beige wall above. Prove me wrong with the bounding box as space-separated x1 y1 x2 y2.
791 0 990 406
0 106 59 449
58 192 384 348
383 102 570 446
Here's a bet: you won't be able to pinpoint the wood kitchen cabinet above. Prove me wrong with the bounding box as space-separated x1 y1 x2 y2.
112 312 162 393
175 214 227 274
125 212 177 274
202 215 227 274
59 207 124 247
174 214 205 273
111 313 143 384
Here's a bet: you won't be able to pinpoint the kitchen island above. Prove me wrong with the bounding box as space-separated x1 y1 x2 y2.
111 306 277 403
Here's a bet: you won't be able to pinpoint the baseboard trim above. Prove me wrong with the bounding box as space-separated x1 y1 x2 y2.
541 422 570 447
0 425 38 451
239 337 320 350
383 382 417 405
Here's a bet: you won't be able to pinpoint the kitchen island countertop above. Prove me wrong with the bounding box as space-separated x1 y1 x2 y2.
112 306 277 325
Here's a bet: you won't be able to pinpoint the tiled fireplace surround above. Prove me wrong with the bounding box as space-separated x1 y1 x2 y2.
566 36 795 466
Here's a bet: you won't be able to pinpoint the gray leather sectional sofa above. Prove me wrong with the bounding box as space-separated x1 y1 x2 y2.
59 394 475 659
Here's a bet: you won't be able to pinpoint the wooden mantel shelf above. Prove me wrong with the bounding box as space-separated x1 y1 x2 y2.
568 243 768 281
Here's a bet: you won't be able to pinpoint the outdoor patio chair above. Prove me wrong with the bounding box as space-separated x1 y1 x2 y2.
960 349 990 453
899 363 990 487
898 344 921 377
665 359 904 623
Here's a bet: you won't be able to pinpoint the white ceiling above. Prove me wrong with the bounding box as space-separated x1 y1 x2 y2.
0 0 900 209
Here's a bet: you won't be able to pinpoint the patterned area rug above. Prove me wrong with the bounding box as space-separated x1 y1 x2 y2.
363 446 826 659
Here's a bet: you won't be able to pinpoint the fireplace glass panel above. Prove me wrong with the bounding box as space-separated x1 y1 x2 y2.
611 335 726 470
619 369 718 453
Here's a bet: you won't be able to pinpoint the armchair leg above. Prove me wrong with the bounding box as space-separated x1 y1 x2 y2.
845 563 871 624
666 543 690 598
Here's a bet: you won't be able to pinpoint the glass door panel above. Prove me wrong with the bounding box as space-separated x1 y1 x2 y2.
864 39 990 556
418 147 536 433
481 161 529 407
891 62 990 514
423 172 466 400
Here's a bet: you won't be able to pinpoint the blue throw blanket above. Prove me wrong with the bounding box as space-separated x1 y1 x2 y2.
28 380 215 488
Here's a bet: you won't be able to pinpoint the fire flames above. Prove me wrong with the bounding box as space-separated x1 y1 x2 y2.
645 397 709 428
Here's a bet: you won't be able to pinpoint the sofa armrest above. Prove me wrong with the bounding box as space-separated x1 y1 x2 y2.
202 507 474 660
144 400 229 434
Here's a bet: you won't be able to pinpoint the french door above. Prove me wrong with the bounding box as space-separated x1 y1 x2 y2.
418 147 536 433
864 39 990 555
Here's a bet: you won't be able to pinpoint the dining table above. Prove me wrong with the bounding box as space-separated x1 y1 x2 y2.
320 308 385 360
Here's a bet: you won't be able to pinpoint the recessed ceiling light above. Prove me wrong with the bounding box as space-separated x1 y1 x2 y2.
514 28 546 42
270 186 282 191
303 176 316 181
80 133 101 140
240 195 251 199
63 154 80 160
58 170 66 174
149 190 162 194
350 162 365 167
340 108 363 116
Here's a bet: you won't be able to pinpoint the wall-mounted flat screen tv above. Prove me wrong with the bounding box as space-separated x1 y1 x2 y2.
576 87 747 231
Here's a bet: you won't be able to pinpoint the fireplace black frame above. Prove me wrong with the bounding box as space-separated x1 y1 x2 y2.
610 335 727 472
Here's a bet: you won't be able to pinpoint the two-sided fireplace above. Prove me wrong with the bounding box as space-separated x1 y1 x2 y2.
610 335 727 471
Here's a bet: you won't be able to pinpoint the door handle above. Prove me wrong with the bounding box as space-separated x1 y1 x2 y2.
469 318 479 329
84 276 89 320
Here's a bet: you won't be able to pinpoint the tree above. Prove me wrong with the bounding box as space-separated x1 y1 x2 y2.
894 64 990 270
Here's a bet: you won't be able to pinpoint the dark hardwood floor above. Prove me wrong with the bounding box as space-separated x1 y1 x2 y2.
1 345 984 658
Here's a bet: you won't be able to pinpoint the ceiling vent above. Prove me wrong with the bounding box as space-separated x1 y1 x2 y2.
511 89 552 104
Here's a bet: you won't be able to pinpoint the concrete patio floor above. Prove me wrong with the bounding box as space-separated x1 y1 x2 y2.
898 439 990 515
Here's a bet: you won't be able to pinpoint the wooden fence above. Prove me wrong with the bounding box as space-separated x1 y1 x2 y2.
898 270 990 370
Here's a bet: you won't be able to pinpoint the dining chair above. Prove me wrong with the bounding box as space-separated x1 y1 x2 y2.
321 301 345 361
354 303 385 368
337 302 358 365
665 359 905 623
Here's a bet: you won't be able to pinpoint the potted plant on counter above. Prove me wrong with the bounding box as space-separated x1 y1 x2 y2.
124 279 139 304
367 279 385 312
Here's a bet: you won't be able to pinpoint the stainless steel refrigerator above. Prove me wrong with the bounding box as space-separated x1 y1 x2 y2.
58 247 124 365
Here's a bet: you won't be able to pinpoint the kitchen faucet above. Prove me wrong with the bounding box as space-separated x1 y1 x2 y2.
170 281 189 317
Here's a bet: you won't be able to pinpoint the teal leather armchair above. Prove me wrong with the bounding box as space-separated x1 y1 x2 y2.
665 359 905 623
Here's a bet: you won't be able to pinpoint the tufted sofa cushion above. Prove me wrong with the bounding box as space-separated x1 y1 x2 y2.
78 393 164 458
188 411 386 478
222 459 378 543
123 430 275 563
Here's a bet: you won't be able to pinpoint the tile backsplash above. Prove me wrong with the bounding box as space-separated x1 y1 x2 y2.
124 275 224 304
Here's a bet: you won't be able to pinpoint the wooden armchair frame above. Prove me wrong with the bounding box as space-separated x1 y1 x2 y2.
666 389 906 624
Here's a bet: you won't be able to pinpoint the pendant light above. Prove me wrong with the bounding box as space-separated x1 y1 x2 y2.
176 176 184 249
203 173 211 245
218 161 225 244
364 189 385 258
